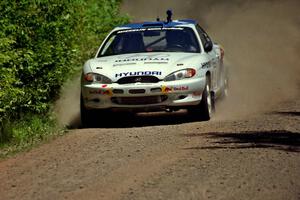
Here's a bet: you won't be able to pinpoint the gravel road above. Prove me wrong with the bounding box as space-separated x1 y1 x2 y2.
0 1 299 200
0 98 299 200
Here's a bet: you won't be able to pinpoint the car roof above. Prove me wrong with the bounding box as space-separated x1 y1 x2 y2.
117 19 197 29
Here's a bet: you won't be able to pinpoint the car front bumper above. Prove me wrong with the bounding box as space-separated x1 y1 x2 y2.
81 77 206 110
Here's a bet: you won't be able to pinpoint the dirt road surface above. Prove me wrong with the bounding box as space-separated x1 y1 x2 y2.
1 1 299 200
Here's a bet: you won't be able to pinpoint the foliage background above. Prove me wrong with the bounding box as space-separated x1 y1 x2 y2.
0 0 128 146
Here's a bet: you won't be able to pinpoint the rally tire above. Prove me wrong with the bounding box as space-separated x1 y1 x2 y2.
189 79 215 121
199 82 214 120
80 95 93 128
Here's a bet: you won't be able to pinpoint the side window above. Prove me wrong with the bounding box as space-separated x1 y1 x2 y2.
196 24 212 46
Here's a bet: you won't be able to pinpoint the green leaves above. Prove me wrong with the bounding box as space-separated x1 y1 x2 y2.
1 1 73 123
0 0 128 144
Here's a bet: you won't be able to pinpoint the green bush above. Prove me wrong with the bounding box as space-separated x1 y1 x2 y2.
0 113 60 157
0 0 128 145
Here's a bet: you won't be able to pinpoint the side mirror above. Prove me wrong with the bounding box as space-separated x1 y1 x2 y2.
204 41 213 52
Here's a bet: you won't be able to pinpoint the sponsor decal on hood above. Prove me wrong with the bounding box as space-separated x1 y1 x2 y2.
115 57 169 63
115 71 162 78
114 54 170 63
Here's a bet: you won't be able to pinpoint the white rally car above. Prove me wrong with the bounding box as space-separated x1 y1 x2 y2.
81 14 228 126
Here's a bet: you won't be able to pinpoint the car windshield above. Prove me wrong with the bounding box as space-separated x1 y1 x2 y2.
98 27 200 57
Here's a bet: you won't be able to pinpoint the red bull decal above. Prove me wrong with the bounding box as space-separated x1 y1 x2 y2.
89 89 112 96
162 86 172 93
162 86 189 93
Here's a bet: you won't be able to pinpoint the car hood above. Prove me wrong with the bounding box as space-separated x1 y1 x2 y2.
86 52 205 81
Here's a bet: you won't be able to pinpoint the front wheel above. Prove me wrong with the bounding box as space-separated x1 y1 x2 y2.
189 80 215 120
80 95 93 128
80 95 112 128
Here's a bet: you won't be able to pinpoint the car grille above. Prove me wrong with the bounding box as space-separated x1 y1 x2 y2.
117 76 160 84
129 89 146 94
111 95 168 105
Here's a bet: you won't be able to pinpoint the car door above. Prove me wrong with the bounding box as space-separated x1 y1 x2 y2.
196 25 219 91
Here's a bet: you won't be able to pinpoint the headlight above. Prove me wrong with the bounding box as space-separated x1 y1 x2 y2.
164 68 196 81
84 73 112 84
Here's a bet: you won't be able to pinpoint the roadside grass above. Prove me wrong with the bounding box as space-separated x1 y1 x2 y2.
0 113 65 158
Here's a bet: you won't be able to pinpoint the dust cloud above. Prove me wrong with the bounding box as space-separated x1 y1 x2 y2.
54 76 81 128
55 0 300 126
122 0 300 118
